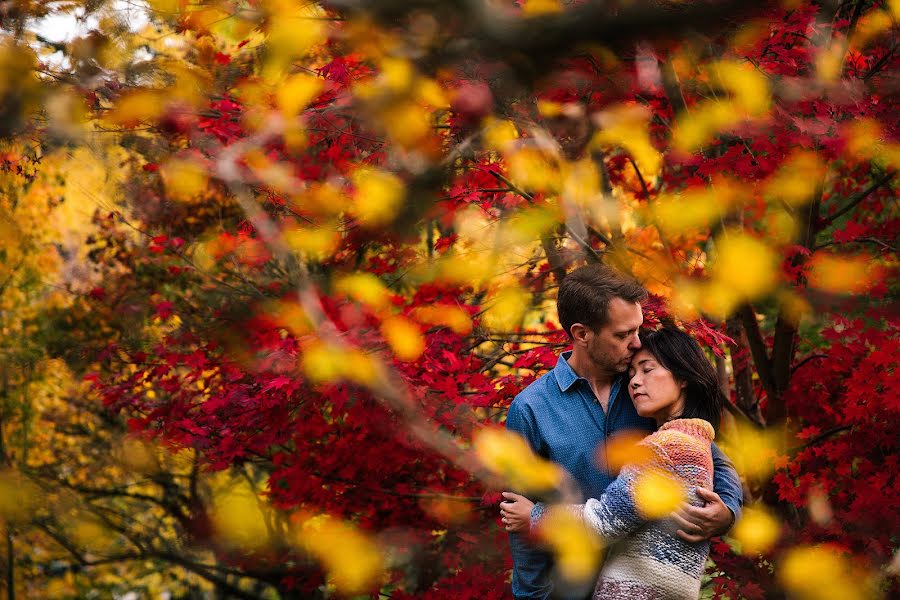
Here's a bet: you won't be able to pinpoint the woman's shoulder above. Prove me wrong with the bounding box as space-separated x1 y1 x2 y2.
640 419 714 462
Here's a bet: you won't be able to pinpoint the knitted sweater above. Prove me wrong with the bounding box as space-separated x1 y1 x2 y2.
532 418 715 600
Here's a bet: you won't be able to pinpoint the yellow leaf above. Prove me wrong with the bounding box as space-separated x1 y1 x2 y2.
411 304 473 335
284 225 341 260
535 510 604 584
148 0 183 13
718 422 784 481
334 273 391 309
481 285 531 331
351 167 406 226
381 316 425 361
415 78 449 107
106 89 166 127
277 73 324 118
597 430 656 474
715 60 770 116
482 117 519 153
709 232 779 304
507 148 561 193
115 438 160 473
261 1 327 80
300 341 380 387
419 496 473 525
591 104 662 179
473 428 563 493
0 470 41 522
381 101 433 148
522 0 563 16
632 468 686 519
161 158 208 201
815 43 845 83
503 207 559 245
434 253 499 287
537 100 565 118
765 152 827 206
651 182 739 236
211 480 271 550
672 60 770 151
672 100 735 152
379 57 415 92
807 253 881 294
289 182 350 216
562 157 601 209
780 546 872 600
293 513 385 595
731 505 780 555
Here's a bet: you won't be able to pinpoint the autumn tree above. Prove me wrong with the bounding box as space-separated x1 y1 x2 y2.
0 0 897 598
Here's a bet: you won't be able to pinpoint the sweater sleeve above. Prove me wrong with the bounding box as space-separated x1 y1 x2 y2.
531 441 676 545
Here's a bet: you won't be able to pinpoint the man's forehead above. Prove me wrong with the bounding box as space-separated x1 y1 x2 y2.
605 299 643 329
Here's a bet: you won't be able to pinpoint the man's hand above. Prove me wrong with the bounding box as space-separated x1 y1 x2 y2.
500 492 535 533
672 487 734 542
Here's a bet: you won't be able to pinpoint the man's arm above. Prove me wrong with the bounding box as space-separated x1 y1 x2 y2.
672 441 744 542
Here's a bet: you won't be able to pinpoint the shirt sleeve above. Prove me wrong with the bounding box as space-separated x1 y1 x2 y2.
506 397 545 457
506 396 554 599
710 441 744 526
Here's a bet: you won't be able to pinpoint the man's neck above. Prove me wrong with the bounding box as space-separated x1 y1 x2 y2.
566 350 618 392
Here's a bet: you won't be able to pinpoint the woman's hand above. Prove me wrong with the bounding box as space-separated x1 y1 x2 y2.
499 492 535 533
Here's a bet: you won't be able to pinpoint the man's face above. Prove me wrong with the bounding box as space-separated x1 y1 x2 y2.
585 298 643 374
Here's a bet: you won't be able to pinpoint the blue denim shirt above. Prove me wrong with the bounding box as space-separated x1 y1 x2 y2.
506 351 743 600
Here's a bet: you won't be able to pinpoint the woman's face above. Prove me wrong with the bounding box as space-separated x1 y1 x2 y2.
628 349 686 425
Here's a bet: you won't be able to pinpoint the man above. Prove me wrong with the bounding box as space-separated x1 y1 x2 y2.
500 263 743 600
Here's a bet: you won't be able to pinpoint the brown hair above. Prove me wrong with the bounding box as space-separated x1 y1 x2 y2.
557 264 646 338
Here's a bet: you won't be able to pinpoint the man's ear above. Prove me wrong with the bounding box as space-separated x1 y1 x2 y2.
569 323 589 344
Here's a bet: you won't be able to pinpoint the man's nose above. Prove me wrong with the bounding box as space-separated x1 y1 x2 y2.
628 332 641 350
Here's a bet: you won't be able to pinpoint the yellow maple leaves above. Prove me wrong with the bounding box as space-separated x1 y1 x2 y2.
672 60 771 152
473 428 564 493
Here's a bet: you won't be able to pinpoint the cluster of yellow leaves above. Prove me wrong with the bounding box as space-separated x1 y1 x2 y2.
473 428 564 493
632 468 687 519
648 179 740 238
481 284 532 332
300 340 382 386
533 510 603 584
843 119 900 171
731 504 781 555
591 104 663 180
807 252 883 295
780 545 876 600
293 513 386 595
672 60 771 152
209 475 385 595
670 231 780 320
595 430 656 474
351 55 447 151
718 422 786 482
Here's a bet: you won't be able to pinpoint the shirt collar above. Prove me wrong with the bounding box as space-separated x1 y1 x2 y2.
553 350 628 395
553 350 581 392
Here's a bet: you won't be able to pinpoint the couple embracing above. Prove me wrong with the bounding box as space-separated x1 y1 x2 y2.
499 264 743 600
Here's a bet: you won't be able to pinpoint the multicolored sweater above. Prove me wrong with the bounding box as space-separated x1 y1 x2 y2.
532 418 715 600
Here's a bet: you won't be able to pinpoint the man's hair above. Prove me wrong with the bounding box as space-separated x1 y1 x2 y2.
557 263 647 337
637 327 725 432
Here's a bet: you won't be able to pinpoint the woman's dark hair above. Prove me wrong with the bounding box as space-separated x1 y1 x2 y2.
638 327 725 432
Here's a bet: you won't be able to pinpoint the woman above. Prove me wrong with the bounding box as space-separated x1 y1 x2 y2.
502 326 726 600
